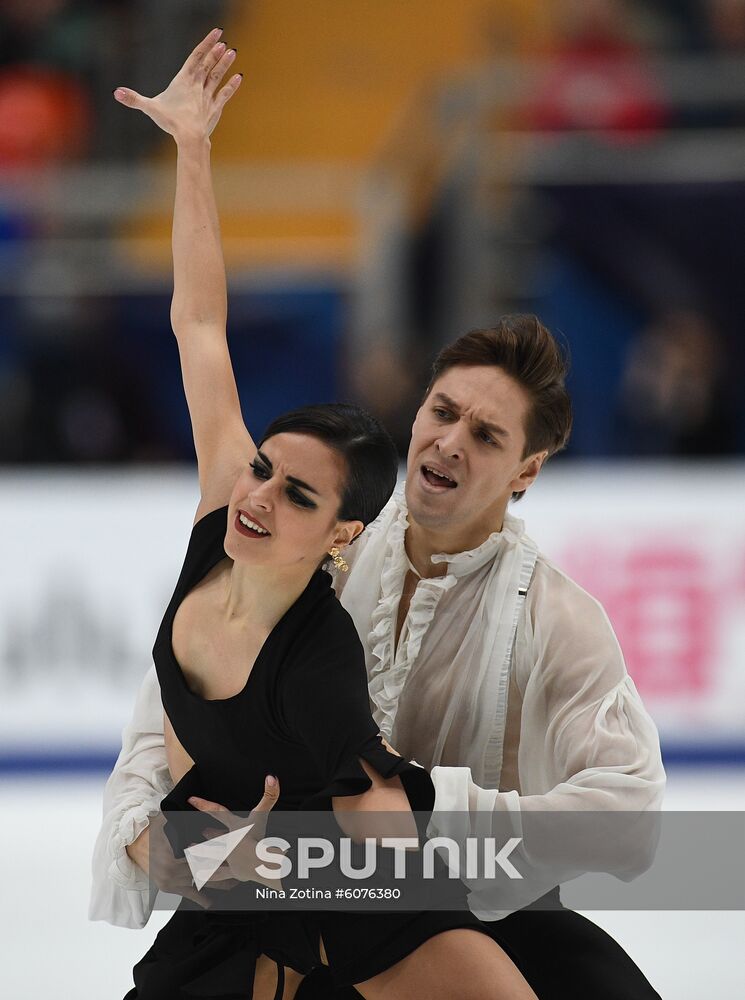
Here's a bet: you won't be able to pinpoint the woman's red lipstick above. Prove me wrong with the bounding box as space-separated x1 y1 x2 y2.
234 510 272 539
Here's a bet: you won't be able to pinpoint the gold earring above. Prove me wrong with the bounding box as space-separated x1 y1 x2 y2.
329 547 349 573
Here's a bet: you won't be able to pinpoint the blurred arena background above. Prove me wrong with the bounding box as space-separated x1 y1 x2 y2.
1 0 744 996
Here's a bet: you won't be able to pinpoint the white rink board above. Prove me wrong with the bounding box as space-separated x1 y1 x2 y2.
1 464 744 754
519 462 745 744
0 470 199 751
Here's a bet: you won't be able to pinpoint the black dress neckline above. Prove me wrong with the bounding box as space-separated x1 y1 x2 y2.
166 505 330 705
147 502 453 999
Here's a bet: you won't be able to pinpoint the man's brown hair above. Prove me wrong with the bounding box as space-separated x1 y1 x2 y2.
426 314 572 500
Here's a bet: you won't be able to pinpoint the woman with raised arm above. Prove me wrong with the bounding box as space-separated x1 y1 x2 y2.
112 31 537 1000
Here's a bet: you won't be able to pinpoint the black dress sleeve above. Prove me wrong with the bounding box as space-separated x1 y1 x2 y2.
159 765 231 859
282 613 434 813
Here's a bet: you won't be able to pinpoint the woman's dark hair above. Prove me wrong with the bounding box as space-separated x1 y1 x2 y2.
426 314 572 501
259 403 399 527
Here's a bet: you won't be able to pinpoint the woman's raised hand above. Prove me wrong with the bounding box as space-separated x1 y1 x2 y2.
113 28 241 142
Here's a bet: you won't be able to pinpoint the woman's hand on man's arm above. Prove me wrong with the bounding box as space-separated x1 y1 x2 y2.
127 812 239 908
187 776 284 890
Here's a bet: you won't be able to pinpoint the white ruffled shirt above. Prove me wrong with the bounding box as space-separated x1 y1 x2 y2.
89 486 665 927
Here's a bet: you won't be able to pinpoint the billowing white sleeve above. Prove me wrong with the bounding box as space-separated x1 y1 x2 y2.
88 666 172 928
429 563 665 918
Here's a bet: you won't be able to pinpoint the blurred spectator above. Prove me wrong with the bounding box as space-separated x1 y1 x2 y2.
0 290 168 464
614 310 737 455
0 0 218 161
348 340 425 456
637 0 745 127
523 0 668 137
533 177 745 456
0 0 106 75
639 0 745 52
707 0 745 49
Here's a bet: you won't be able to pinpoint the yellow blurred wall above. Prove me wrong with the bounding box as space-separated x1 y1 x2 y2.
128 0 554 271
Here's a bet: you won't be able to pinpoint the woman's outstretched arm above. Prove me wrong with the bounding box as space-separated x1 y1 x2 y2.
114 29 254 518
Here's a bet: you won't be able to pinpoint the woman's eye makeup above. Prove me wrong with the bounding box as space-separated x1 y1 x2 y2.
249 460 270 479
249 461 316 509
288 488 315 509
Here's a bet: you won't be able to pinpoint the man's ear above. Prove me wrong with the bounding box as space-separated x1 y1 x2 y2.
330 520 365 550
509 451 548 495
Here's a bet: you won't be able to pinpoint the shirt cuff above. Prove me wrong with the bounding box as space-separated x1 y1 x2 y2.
108 800 161 891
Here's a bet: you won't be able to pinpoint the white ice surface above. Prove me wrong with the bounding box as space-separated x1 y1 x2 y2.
1 768 743 999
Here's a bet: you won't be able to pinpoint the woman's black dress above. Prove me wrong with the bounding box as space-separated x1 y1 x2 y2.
125 507 488 999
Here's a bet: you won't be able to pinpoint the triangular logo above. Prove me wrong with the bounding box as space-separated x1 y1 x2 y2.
184 823 255 890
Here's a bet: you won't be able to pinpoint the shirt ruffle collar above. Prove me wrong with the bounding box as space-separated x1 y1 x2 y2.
429 512 525 577
367 486 525 737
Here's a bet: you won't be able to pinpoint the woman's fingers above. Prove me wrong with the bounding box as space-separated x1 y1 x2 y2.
188 795 228 812
113 87 150 113
207 865 240 887
204 46 237 98
251 775 280 814
113 87 174 135
188 781 276 816
207 74 243 135
185 27 224 76
198 40 228 85
201 825 228 840
216 73 243 108
181 885 214 908
380 734 401 756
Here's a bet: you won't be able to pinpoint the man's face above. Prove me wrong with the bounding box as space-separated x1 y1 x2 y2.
405 365 546 538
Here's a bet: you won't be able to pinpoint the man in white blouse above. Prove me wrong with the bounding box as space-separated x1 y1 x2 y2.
91 314 664 998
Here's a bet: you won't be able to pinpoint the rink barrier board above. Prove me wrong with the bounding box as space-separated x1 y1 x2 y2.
2 468 745 755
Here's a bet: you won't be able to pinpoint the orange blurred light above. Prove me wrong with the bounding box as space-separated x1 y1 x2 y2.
0 67 91 166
